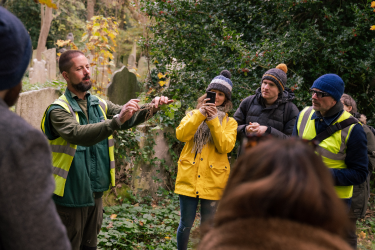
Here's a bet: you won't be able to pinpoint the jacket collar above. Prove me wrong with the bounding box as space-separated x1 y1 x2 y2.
255 87 295 108
314 101 343 117
311 101 344 125
64 88 99 111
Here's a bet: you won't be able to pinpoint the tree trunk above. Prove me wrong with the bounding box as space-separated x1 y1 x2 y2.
87 0 96 21
36 5 53 61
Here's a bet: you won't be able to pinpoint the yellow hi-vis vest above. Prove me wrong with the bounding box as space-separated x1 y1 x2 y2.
297 107 357 199
41 94 115 197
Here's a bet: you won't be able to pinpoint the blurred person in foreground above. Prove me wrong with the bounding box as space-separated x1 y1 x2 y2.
0 7 71 250
198 138 353 250
341 93 375 248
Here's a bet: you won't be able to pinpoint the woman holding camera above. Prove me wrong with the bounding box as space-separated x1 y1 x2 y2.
174 70 238 250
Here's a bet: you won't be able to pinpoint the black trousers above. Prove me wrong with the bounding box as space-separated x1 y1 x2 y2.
55 198 103 250
346 217 357 250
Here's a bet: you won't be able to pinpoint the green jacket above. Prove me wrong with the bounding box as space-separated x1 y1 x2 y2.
43 88 150 207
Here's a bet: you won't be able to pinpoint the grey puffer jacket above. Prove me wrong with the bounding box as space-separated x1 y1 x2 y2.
234 87 299 143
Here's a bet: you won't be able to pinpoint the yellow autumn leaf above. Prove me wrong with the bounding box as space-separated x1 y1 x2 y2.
165 237 171 240
97 91 102 94
154 60 159 64
371 25 375 31
110 214 117 219
108 33 116 42
56 39 69 47
159 81 167 86
81 33 89 42
359 231 366 239
371 1 375 8
157 72 166 79
38 0 57 9
57 53 61 57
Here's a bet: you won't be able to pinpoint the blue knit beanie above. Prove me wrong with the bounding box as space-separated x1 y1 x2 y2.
206 70 233 100
311 74 345 102
0 7 32 91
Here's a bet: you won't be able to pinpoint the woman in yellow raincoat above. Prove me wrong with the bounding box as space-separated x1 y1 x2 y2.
174 70 238 250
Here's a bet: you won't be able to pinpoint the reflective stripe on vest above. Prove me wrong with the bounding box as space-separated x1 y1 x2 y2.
297 107 355 199
97 96 116 187
41 94 116 197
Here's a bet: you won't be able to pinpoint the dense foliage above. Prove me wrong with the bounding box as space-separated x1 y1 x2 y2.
141 0 375 123
98 194 179 249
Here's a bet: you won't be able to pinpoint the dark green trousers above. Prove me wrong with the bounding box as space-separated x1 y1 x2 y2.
55 197 103 250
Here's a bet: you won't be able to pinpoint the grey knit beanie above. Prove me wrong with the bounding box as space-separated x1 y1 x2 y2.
206 70 233 100
261 64 288 92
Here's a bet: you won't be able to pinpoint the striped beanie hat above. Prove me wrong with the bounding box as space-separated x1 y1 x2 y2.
261 64 288 93
206 70 233 100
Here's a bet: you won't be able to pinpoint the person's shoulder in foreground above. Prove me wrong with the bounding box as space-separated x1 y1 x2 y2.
0 7 71 250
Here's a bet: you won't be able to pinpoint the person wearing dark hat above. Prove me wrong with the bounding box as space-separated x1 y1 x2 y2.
340 93 375 249
293 74 368 249
174 70 237 250
234 64 299 153
0 7 71 250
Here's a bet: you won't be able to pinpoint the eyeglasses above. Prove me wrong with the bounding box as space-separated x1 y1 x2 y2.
309 89 331 98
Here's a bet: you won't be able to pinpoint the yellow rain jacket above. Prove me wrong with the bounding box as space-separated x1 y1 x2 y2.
174 109 237 200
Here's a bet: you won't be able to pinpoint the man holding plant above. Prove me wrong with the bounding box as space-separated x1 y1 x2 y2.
41 50 172 250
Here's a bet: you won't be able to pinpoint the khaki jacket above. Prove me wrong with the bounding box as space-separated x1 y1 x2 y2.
174 110 237 200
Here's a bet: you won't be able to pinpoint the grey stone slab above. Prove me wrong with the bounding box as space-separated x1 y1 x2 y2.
15 88 60 129
107 66 140 105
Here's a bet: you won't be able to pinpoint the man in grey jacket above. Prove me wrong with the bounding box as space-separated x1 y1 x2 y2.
0 7 71 250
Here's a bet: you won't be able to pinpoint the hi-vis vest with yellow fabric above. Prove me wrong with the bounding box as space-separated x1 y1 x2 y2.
41 94 115 197
297 107 356 199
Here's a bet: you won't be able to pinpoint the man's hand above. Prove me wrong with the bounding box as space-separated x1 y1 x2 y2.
119 99 140 124
152 96 174 112
246 122 259 135
256 125 268 135
245 123 268 136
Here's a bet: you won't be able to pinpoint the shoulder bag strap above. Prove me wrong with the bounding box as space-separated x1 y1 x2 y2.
313 116 358 143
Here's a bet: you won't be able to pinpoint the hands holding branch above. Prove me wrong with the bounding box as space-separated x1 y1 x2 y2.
152 96 174 112
119 99 141 124
118 96 173 124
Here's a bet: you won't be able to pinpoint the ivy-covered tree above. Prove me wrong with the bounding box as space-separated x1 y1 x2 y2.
141 0 375 124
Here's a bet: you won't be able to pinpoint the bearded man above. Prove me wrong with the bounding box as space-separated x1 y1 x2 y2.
41 50 172 250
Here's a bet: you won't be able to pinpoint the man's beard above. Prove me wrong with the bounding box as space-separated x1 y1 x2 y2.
4 83 22 107
72 76 92 92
